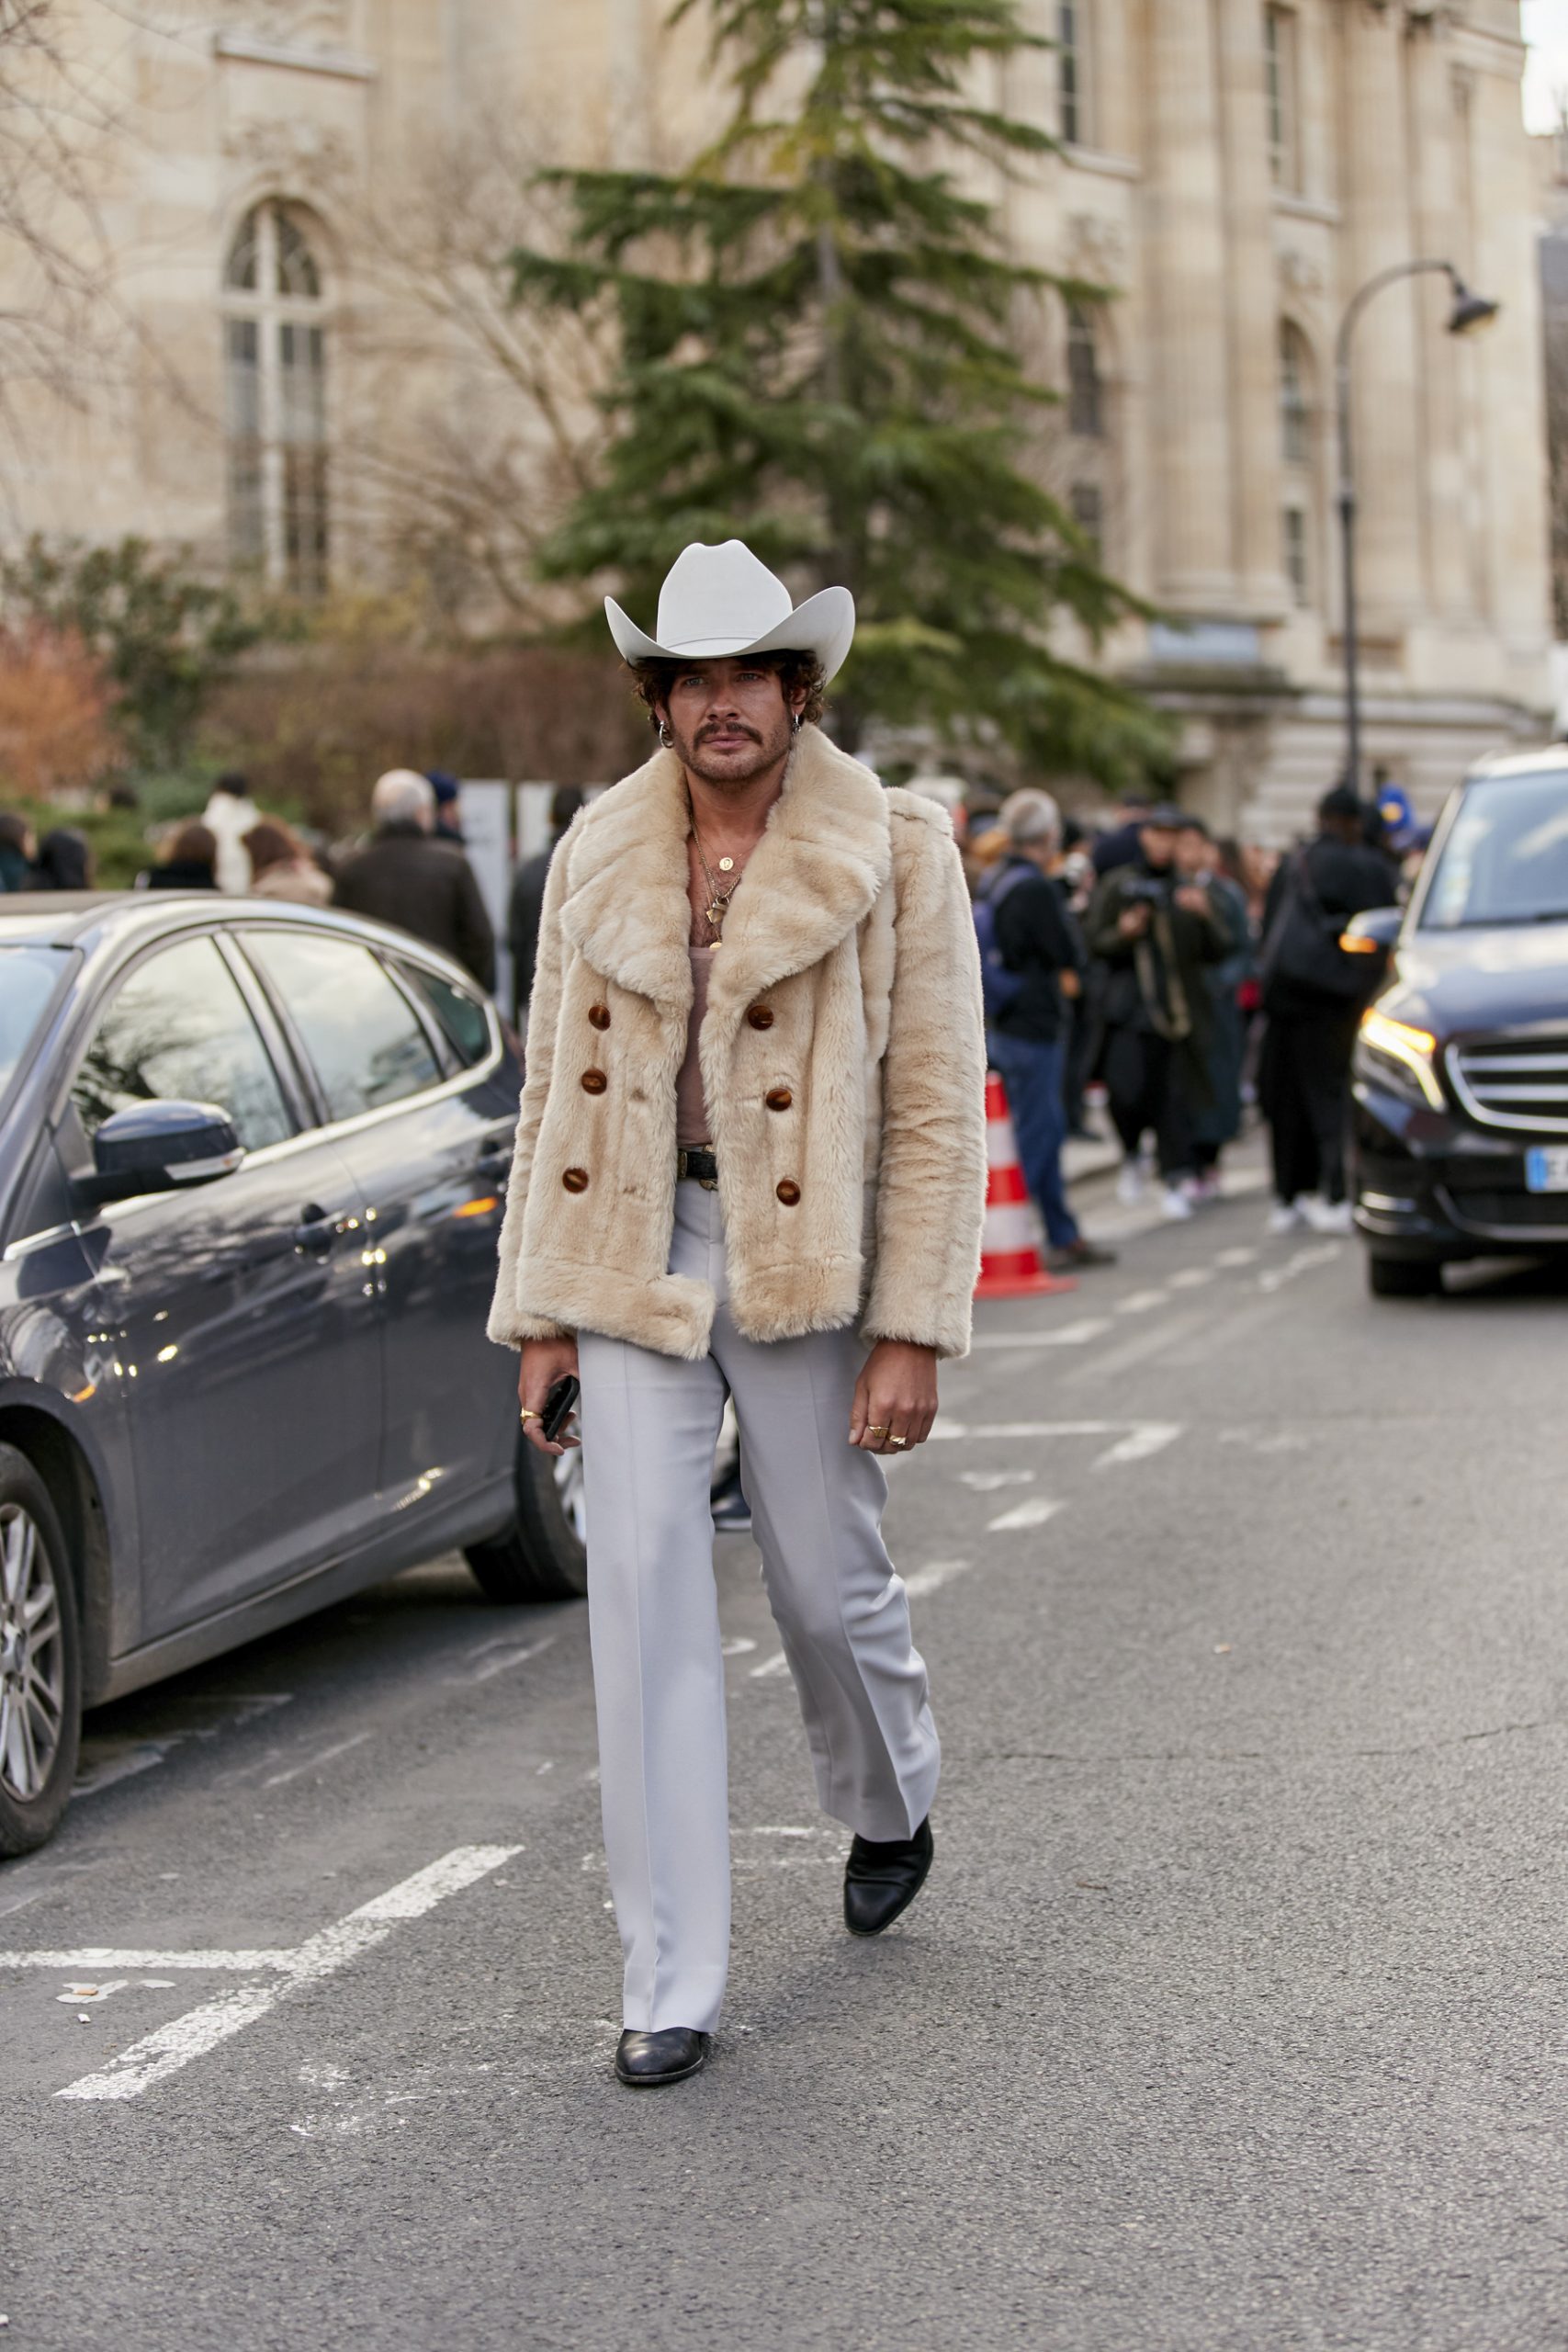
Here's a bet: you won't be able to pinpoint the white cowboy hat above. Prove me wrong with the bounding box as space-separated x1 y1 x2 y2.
604 539 856 684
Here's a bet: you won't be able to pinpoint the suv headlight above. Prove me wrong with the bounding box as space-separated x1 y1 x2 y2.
1357 1010 1446 1110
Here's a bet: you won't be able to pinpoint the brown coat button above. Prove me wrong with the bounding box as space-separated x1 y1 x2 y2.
747 1004 774 1031
562 1167 590 1193
765 1087 792 1112
775 1179 801 1206
581 1069 607 1095
588 1003 611 1031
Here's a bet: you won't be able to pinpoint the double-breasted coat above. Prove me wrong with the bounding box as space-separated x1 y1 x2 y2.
487 724 987 1363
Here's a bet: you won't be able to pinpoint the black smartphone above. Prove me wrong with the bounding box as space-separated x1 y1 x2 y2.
541 1374 581 1444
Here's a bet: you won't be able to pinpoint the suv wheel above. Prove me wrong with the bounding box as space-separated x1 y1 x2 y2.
0 1445 82 1857
465 1434 588 1604
1367 1253 1443 1299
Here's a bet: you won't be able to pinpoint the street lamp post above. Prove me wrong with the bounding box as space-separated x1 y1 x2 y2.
1334 261 1499 796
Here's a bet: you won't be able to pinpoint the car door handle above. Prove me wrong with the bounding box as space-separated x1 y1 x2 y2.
293 1204 338 1255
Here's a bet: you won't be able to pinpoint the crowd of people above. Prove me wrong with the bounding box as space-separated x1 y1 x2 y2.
960 779 1408 1258
0 753 1412 1249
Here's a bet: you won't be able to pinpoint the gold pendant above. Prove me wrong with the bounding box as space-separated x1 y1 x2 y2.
707 899 728 936
718 856 734 873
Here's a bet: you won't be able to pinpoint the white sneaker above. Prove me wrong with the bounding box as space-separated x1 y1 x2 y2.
1116 1159 1146 1206
1302 1195 1353 1235
1159 1184 1195 1221
1266 1199 1305 1236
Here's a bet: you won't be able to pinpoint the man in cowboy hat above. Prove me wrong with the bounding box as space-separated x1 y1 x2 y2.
489 540 987 2088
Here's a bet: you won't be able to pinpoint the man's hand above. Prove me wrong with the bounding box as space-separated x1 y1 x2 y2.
518 1335 581 1456
851 1340 939 1453
1174 884 1212 919
1117 903 1151 939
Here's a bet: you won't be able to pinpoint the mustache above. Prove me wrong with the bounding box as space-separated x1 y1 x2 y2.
697 720 761 743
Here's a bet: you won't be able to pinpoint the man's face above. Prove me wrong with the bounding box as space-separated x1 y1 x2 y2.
1139 822 1178 871
659 659 801 791
1173 825 1209 877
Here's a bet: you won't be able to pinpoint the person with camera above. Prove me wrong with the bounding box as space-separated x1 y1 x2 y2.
1083 803 1228 1221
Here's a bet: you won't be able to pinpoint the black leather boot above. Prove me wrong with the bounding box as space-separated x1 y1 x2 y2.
615 2028 711 2087
843 1816 933 1937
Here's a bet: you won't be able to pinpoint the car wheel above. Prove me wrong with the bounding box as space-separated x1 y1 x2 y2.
0 1445 82 1858
1367 1253 1443 1299
465 1433 588 1605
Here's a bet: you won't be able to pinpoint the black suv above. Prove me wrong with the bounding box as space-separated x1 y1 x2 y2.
1350 748 1568 1295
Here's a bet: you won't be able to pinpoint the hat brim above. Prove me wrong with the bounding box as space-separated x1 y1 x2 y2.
604 584 855 687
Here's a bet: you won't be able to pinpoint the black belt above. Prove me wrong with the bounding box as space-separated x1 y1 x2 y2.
677 1147 718 1186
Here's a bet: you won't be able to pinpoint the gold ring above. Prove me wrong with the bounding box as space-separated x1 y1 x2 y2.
520 1407 540 1424
888 1434 908 1447
865 1423 889 1439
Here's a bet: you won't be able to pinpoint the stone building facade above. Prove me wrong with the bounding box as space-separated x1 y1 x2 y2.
3 0 1555 839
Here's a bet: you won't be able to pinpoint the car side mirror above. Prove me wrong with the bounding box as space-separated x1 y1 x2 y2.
78 1100 244 1206
1339 906 1403 955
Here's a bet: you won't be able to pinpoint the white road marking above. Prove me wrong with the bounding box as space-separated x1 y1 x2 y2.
0 1948 299 1973
968 1318 1111 1350
261 1732 372 1790
445 1636 555 1687
1116 1289 1170 1315
750 1651 791 1679
53 1845 520 2104
1168 1267 1214 1290
903 1557 975 1598
74 1693 294 1799
1258 1242 1341 1295
956 1470 1036 1491
986 1499 1064 1534
932 1419 1183 1469
1213 1247 1258 1268
720 1635 758 1657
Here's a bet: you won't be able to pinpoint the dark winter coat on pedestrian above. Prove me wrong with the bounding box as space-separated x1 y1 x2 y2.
1259 833 1395 1022
1192 872 1253 1152
1084 855 1228 1107
333 822 496 990
507 842 555 1018
987 857 1086 1046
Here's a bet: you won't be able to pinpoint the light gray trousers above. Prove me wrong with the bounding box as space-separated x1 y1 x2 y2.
578 1180 941 2033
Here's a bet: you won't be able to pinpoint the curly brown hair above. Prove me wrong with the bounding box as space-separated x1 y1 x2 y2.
628 650 828 734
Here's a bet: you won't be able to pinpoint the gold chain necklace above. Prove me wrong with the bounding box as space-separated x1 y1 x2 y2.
689 807 744 943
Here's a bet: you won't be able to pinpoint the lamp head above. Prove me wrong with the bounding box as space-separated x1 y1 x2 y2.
1445 276 1500 336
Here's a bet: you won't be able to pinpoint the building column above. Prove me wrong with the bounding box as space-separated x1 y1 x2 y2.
1404 27 1472 624
1141 0 1235 607
1337 3 1424 639
1217 0 1287 613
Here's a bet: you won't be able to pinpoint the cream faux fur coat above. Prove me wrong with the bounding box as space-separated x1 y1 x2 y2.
487 724 987 1363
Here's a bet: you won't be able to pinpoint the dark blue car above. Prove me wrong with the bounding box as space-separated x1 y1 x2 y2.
0 892 585 1856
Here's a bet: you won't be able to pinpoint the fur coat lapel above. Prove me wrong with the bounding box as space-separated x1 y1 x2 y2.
556 725 891 1019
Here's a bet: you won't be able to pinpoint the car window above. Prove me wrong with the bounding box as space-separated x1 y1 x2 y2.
244 929 442 1122
0 945 70 1102
1422 770 1568 929
394 960 491 1069
73 936 292 1150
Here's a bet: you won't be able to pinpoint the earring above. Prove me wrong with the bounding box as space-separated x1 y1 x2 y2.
659 720 673 750
791 713 804 736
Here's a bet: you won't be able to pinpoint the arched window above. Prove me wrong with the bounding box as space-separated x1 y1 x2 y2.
1278 322 1314 607
223 201 329 595
1066 305 1102 439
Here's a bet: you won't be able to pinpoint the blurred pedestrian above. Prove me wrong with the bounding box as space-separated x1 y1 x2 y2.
144 822 220 891
1257 783 1397 1235
34 828 93 890
200 772 262 894
980 789 1115 1272
1084 804 1227 1220
0 814 36 891
427 771 465 845
333 769 495 989
1175 818 1252 1200
1090 789 1154 877
243 819 333 908
507 786 584 1021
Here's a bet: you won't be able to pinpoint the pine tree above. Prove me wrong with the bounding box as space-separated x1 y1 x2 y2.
511 0 1166 780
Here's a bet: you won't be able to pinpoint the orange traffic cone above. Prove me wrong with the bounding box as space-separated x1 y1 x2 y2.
974 1070 1077 1299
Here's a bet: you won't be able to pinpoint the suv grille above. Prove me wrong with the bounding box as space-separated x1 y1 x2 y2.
1448 1036 1568 1135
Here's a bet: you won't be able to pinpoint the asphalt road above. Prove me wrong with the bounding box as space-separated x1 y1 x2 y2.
6 1147 1568 2352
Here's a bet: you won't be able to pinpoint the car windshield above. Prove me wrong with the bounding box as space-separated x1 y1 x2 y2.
0 944 70 1099
1421 769 1568 929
